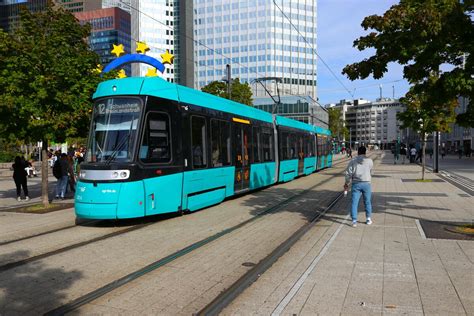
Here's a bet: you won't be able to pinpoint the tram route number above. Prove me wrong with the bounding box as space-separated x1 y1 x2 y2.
97 101 140 114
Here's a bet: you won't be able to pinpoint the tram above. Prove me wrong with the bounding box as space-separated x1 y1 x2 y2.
75 77 332 219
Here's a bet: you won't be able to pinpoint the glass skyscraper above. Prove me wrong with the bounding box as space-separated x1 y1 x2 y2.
193 0 318 100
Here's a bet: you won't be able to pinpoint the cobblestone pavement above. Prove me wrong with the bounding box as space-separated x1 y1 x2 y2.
1 151 472 315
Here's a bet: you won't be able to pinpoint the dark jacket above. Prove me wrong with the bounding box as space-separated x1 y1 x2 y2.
12 162 27 180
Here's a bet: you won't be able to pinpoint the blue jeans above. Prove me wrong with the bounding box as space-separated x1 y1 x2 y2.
351 182 372 221
56 175 69 198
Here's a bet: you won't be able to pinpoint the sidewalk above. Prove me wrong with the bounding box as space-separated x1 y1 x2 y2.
0 173 74 210
225 152 474 315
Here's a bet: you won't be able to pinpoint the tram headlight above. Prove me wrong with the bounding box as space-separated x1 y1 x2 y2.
112 171 119 178
120 171 128 178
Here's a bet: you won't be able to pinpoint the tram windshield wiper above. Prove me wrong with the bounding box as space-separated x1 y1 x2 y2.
105 120 134 165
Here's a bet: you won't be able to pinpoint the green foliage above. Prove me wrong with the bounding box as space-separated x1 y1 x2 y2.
201 78 253 106
397 76 457 134
0 4 106 143
342 0 474 127
327 108 345 139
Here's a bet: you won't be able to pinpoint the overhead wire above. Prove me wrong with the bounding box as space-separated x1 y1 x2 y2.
272 0 355 99
117 0 326 109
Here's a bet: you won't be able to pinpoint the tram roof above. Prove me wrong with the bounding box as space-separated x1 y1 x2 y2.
93 77 331 135
94 77 273 124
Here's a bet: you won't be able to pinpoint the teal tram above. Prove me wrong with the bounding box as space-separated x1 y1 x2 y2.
75 77 332 219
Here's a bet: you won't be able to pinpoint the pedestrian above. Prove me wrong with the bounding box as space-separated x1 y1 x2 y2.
53 153 69 199
344 146 374 227
347 147 352 158
441 147 446 159
409 147 417 163
415 148 423 162
12 156 29 201
458 147 463 159
393 143 400 164
400 146 407 164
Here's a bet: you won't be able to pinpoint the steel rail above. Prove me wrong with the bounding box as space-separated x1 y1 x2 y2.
197 192 344 316
0 222 153 273
43 158 353 316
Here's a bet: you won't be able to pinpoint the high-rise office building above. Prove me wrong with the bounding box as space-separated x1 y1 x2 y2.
127 0 193 86
0 0 46 32
194 0 319 122
74 7 132 75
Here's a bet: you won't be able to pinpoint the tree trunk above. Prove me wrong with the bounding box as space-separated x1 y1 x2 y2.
421 132 426 180
41 140 50 207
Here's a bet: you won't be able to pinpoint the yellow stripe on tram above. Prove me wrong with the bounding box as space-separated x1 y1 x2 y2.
232 117 251 124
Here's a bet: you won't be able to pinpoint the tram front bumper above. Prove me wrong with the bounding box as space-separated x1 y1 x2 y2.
74 180 145 219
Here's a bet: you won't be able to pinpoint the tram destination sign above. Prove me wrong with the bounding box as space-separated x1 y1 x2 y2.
96 99 141 115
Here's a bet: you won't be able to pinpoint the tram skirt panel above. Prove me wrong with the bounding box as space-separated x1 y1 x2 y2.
182 167 234 212
249 162 276 189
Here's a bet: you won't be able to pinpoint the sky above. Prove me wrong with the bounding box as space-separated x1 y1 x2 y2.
317 0 410 105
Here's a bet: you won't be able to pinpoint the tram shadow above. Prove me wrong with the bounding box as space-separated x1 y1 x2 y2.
0 250 83 314
241 185 342 223
241 185 452 228
75 212 182 228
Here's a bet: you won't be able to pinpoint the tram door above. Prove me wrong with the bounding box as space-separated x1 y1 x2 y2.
234 124 251 192
297 135 305 175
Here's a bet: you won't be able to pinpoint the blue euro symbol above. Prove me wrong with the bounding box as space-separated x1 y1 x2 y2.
102 54 165 74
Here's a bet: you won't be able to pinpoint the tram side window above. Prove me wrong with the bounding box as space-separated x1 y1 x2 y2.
317 135 322 156
305 135 313 157
211 119 231 167
297 134 304 159
289 134 297 159
140 112 171 164
252 127 261 163
191 116 207 168
262 129 274 161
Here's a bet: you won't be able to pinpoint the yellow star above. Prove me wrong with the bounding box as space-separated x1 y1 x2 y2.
160 49 174 65
111 44 125 57
117 69 127 79
145 68 158 77
136 41 150 54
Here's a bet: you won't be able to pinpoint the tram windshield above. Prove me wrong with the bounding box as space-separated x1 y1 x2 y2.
86 98 142 163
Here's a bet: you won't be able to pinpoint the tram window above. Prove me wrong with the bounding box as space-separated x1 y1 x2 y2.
191 116 207 168
210 119 231 167
222 121 231 165
262 129 274 161
140 112 171 164
298 135 304 159
252 127 261 163
289 134 297 159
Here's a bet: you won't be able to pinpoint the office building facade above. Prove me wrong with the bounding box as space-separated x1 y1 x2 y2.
329 98 405 148
74 7 132 75
193 0 317 101
127 0 193 86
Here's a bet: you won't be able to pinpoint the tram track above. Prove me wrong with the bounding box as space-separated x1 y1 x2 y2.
43 155 368 315
0 157 352 273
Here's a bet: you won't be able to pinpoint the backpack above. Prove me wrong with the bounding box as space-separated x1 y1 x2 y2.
53 160 63 179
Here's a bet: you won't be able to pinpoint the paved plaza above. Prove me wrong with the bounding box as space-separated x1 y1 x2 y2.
0 151 472 315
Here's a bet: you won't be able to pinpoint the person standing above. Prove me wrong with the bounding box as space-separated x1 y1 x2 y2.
400 146 407 164
54 153 69 199
344 146 374 227
12 156 29 201
409 147 417 163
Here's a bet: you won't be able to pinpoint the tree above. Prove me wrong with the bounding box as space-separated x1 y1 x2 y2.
201 78 253 105
327 108 345 140
398 77 457 179
342 0 474 127
0 4 106 206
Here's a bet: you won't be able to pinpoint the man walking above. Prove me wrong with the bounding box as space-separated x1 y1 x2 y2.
344 146 374 227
